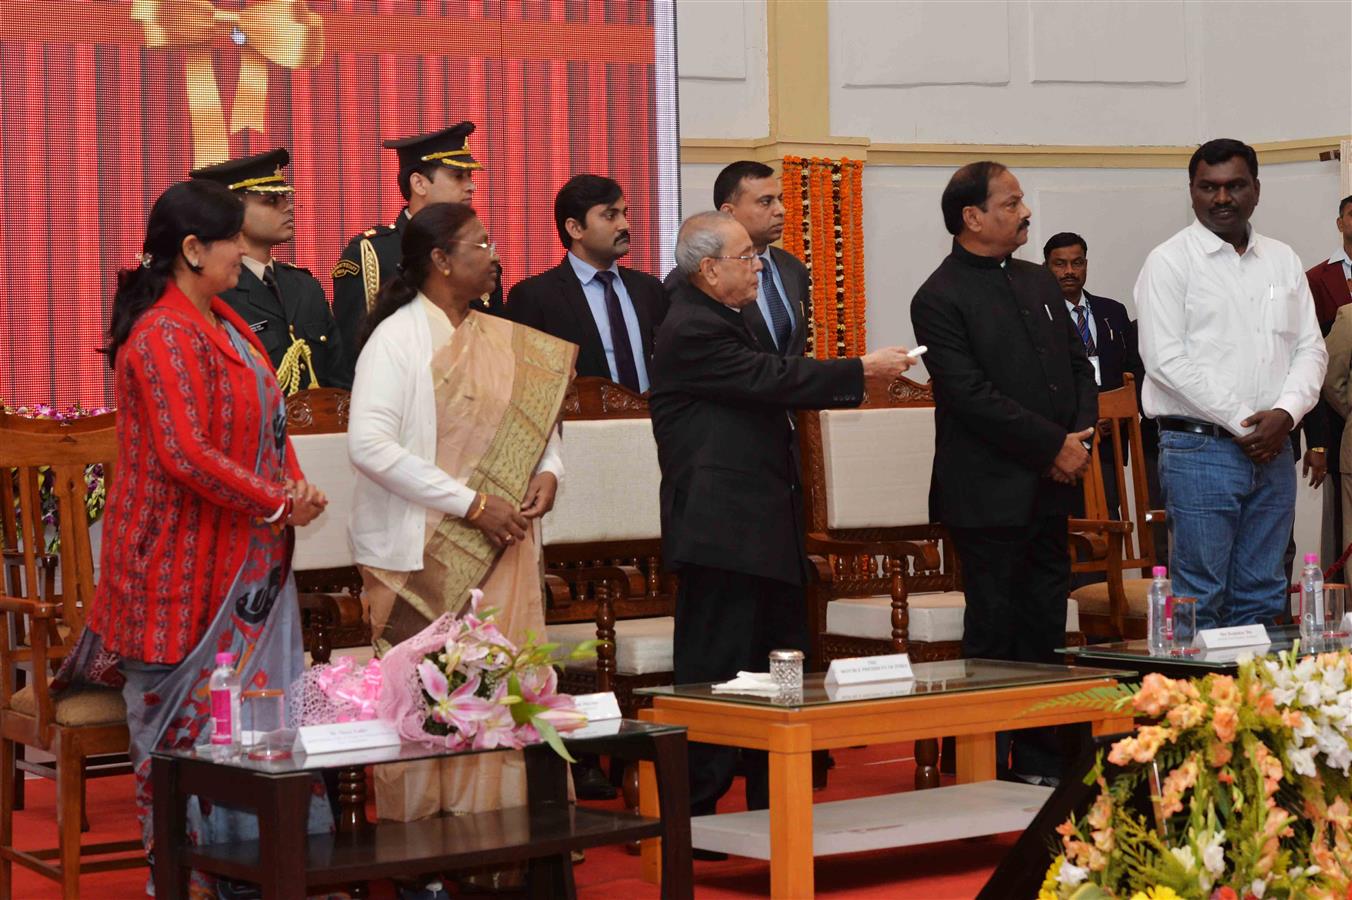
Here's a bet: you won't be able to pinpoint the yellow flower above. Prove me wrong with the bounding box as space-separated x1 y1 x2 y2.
1130 888 1184 900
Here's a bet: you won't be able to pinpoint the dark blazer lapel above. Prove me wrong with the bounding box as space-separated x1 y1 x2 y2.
555 257 608 373
237 267 286 320
1321 260 1349 302
741 299 778 354
618 266 655 357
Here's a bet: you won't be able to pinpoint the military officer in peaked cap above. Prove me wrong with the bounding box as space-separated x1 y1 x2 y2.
331 122 504 377
189 147 350 391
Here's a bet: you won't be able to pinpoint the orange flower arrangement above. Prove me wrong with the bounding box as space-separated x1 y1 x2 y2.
781 155 868 360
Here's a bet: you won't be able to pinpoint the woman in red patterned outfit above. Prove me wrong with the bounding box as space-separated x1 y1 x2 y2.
65 180 332 897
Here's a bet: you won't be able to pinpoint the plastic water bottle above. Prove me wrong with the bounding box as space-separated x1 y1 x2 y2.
209 652 242 748
1300 553 1324 642
1146 566 1170 654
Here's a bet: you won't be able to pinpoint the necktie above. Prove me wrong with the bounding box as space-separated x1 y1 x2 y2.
1073 304 1097 356
761 258 793 351
593 270 641 392
262 265 282 304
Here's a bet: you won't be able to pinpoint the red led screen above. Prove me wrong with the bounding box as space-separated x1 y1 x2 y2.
0 0 680 408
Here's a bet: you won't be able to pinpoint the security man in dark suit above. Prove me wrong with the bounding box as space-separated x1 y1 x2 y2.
664 160 811 357
189 148 348 391
651 210 914 818
1043 231 1143 520
911 163 1097 785
332 122 502 378
507 174 668 390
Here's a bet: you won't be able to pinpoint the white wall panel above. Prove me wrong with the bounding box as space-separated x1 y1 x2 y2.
1028 0 1187 85
676 0 770 139
836 0 1010 87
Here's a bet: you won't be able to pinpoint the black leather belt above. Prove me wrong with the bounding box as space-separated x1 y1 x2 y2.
1158 416 1234 439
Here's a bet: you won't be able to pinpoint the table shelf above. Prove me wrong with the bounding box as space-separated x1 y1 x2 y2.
184 804 663 884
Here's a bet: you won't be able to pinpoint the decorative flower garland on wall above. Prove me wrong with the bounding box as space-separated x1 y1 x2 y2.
782 155 867 360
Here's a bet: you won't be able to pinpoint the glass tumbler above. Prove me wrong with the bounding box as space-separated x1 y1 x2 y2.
769 649 804 692
1322 585 1348 639
243 688 292 761
1169 597 1198 656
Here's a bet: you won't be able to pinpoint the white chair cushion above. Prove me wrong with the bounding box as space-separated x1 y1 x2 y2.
290 433 357 570
546 616 674 676
826 592 1081 643
541 419 662 546
819 407 935 529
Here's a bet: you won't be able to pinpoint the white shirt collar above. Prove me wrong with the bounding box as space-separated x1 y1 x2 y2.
1189 217 1261 257
241 256 273 281
1331 246 1352 267
1065 291 1087 311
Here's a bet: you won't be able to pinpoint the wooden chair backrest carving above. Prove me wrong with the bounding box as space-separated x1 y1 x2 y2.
1080 373 1162 577
0 411 117 639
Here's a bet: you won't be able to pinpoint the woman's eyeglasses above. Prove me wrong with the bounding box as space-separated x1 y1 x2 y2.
449 239 497 255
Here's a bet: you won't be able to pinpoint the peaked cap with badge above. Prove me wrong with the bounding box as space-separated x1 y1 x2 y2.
190 148 351 392
331 121 503 377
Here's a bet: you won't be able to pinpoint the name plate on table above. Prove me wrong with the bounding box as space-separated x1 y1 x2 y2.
295 720 402 755
571 692 622 723
825 653 914 686
1197 624 1271 651
825 679 917 702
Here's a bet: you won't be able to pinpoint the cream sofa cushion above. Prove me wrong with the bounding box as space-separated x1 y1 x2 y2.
547 616 674 676
826 592 1081 643
1069 579 1152 617
290 432 357 570
819 407 935 529
541 418 662 545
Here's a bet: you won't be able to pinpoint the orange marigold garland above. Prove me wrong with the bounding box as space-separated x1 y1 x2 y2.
779 154 867 360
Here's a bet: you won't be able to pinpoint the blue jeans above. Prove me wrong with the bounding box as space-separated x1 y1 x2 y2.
1159 429 1295 629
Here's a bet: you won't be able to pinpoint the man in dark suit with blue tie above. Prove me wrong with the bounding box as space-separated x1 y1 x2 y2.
1044 232 1144 520
506 174 668 392
664 160 812 358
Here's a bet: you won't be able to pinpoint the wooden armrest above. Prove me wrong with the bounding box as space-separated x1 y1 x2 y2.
549 565 645 598
806 555 834 583
805 533 941 569
1068 518 1133 535
1143 508 1167 524
0 595 61 619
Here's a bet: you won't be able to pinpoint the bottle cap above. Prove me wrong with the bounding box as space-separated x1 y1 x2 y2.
215 652 234 666
1152 566 1167 577
1304 553 1319 565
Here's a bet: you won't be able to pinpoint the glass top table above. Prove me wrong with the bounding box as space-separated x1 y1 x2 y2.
151 717 684 776
1062 623 1352 674
636 658 1122 709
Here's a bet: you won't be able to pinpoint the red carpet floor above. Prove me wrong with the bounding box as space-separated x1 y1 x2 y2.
11 742 1016 898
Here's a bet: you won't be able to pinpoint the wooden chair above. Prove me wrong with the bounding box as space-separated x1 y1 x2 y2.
284 389 371 661
541 378 675 719
0 411 141 898
1070 374 1166 639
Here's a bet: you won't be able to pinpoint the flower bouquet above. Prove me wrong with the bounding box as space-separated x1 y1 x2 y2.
1039 647 1352 900
374 590 598 761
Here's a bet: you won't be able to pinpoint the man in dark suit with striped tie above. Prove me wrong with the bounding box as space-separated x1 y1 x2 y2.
665 160 812 357
506 174 668 392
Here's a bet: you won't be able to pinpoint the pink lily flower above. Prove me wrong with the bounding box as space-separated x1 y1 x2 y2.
417 662 492 735
472 683 523 750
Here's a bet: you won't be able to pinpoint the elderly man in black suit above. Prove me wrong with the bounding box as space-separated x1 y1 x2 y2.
665 160 811 357
651 210 914 820
1043 231 1143 520
911 162 1098 786
506 174 667 391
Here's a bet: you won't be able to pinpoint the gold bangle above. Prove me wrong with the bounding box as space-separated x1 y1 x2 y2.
466 493 488 522
1311 447 1327 454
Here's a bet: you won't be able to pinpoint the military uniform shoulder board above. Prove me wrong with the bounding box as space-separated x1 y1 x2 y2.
277 260 312 275
332 259 361 279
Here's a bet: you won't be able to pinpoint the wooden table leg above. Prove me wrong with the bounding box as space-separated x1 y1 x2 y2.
650 730 692 900
151 756 188 900
257 774 312 899
767 723 813 899
913 738 940 790
334 766 370 899
524 745 575 900
638 708 662 886
954 732 997 783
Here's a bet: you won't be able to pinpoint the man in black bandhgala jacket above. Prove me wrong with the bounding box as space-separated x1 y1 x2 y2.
650 210 915 818
911 161 1098 785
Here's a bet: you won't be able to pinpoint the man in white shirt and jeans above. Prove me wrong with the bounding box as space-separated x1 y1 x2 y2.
1136 138 1327 630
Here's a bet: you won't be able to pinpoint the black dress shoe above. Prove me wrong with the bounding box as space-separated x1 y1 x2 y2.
692 848 728 862
572 763 618 801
